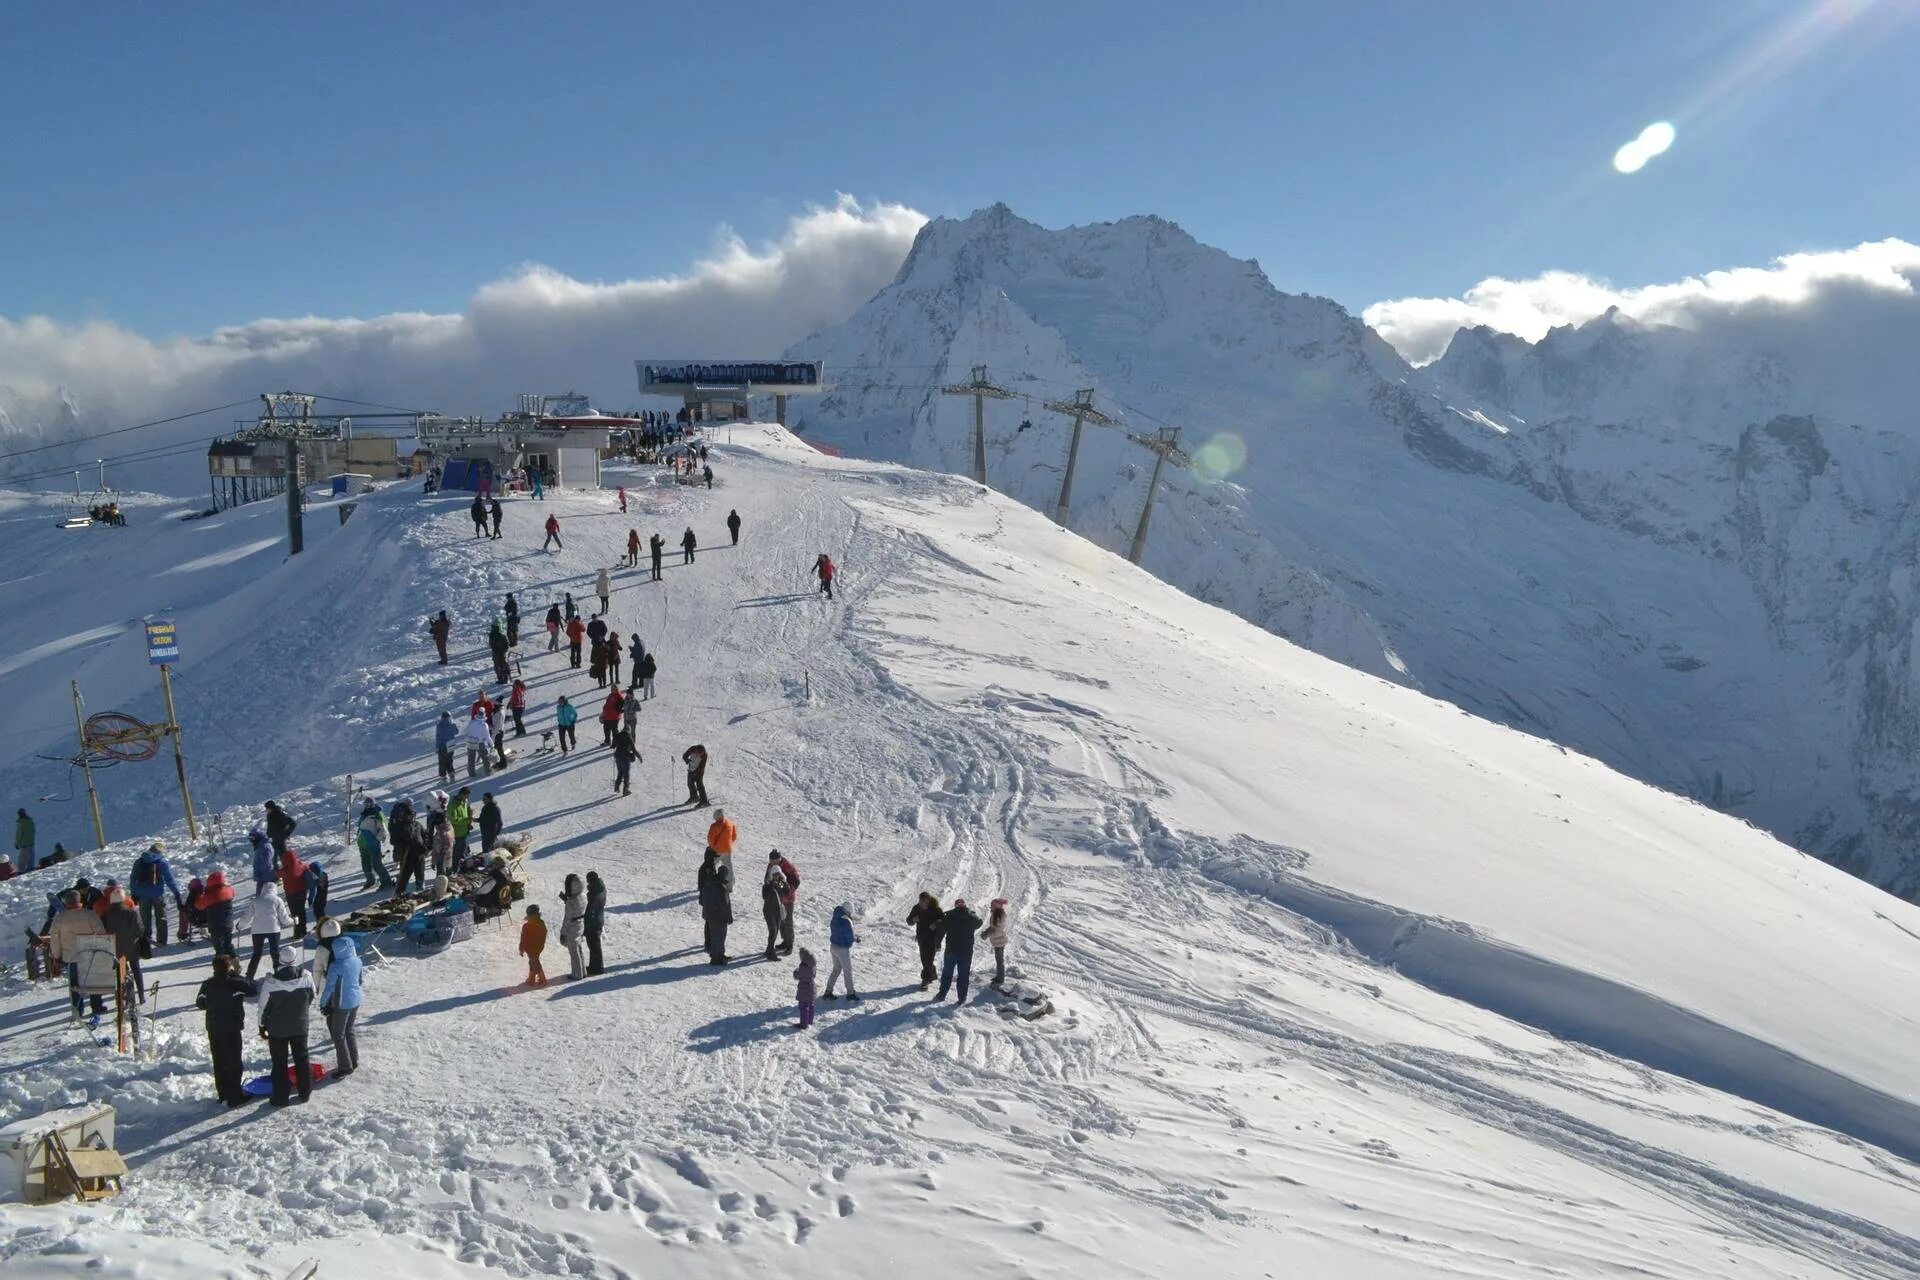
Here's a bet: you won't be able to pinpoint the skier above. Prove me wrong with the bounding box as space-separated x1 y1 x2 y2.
13 808 33 873
682 743 709 807
555 695 579 754
357 798 394 891
278 845 311 940
637 650 657 700
726 509 741 546
560 874 589 979
823 902 860 1002
319 931 363 1078
681 526 697 565
245 881 292 980
488 619 511 684
908 892 945 990
542 512 563 552
519 905 549 985
428 610 452 665
565 615 586 668
935 897 983 1004
813 552 837 602
764 849 799 957
196 954 256 1107
697 847 733 965
503 593 520 647
478 793 503 852
793 947 816 1030
544 602 562 651
264 800 297 857
508 679 529 736
617 485 628 514
649 533 665 581
435 711 458 780
706 809 737 857
584 870 607 975
612 725 638 796
464 711 494 778
128 841 183 956
626 527 640 568
255 960 316 1107
197 870 238 958
595 566 612 615
470 495 487 538
599 687 625 747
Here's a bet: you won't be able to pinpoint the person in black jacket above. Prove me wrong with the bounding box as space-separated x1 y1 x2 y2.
697 848 733 965
682 744 708 807
726 509 741 545
584 870 607 975
100 889 145 1003
680 526 697 565
612 728 638 796
907 892 945 991
389 799 426 895
263 801 296 857
488 621 511 684
196 955 257 1107
470 495 487 538
649 533 665 581
503 592 520 647
489 497 503 540
256 961 316 1106
478 794 503 851
935 897 982 1004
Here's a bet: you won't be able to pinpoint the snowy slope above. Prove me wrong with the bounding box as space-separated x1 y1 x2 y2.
785 206 1920 893
1 427 1917 1278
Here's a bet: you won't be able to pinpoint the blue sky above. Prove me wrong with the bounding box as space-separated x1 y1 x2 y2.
3 0 1914 336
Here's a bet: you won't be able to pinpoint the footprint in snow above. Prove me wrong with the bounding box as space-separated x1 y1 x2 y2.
753 1194 779 1219
837 1194 856 1218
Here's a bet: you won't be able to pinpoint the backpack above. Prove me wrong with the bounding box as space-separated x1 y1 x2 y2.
137 858 162 887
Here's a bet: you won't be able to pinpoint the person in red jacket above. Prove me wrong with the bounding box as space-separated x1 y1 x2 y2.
279 847 311 940
542 513 563 552
507 679 529 737
565 616 587 668
599 687 625 747
813 552 836 601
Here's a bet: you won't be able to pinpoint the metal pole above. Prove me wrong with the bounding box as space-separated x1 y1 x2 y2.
973 393 987 484
71 682 106 849
285 438 304 554
1055 411 1086 526
159 664 198 841
1129 439 1173 565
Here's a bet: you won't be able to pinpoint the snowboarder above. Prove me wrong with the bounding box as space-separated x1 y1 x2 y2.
823 902 860 1002
681 526 697 565
908 892 945 990
584 870 607 976
519 905 549 986
545 603 562 651
595 566 612 615
697 847 733 965
488 620 511 684
256 960 316 1106
936 897 982 1004
626 527 640 567
794 947 816 1030
981 898 1012 987
245 881 293 980
264 800 297 857
357 798 394 891
814 552 837 602
542 512 563 552
649 533 665 581
503 593 520 647
508 679 528 736
599 687 625 746
435 711 458 780
489 497 503 539
560 873 589 980
637 650 657 700
320 932 363 1078
566 615 586 668
682 743 709 807
612 725 638 796
128 841 183 955
726 509 741 546
13 808 33 873
428 610 452 665
196 954 256 1107
555 695 579 754
470 495 488 538
478 793 503 852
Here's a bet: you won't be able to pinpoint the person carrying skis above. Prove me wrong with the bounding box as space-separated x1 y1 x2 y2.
508 679 529 736
470 495 488 538
255 960 316 1107
428 610 452 665
612 725 639 797
637 650 657 700
319 931 363 1078
488 620 511 684
542 512 563 551
357 798 394 891
682 743 709 807
128 841 183 955
908 892 945 990
435 711 459 780
555 695 579 754
823 903 860 1002
649 533 665 581
489 497 503 539
13 808 33 873
599 687 625 747
519 905 549 985
726 509 741 546
503 593 520 647
196 954 256 1107
560 874 589 979
595 567 612 615
794 947 816 1030
681 526 697 565
544 602 562 651
626 528 640 567
813 552 837 602
264 800 297 857
935 897 982 1004
584 870 607 975
697 847 733 965
478 793 503 852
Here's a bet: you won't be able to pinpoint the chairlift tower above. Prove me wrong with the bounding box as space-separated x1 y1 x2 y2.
940 365 1015 485
1044 388 1116 527
1126 427 1189 565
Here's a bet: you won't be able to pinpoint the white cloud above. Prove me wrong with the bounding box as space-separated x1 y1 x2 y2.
1364 238 1920 365
0 195 926 486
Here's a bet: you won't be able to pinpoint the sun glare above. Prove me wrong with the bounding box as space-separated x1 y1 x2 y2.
1614 121 1677 174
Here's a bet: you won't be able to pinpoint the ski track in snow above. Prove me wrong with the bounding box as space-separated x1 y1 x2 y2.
0 429 1917 1278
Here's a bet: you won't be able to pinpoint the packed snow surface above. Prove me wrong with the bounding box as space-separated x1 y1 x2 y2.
1 427 1917 1278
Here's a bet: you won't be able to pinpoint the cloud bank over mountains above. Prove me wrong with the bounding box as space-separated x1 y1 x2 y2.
1364 238 1920 365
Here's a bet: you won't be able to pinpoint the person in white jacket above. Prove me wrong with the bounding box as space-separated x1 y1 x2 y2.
595 567 613 616
254 961 316 1106
463 711 494 779
246 881 293 979
559 873 589 980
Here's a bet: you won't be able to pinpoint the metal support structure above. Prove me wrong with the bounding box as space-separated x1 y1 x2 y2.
1044 389 1116 526
70 683 106 850
285 437 304 554
940 365 1015 486
1126 427 1190 565
159 665 198 841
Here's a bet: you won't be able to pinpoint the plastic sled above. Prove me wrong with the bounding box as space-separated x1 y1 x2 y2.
242 1060 331 1097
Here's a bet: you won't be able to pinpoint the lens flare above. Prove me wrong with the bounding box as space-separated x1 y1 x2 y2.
1191 432 1248 483
1613 121 1677 174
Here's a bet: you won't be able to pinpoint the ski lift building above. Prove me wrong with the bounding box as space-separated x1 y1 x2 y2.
637 361 826 426
415 413 614 490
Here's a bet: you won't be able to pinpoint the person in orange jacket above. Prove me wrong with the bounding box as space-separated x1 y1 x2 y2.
565 616 587 668
519 904 548 986
706 809 737 857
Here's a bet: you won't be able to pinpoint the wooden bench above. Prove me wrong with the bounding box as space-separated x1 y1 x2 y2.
47 1131 126 1201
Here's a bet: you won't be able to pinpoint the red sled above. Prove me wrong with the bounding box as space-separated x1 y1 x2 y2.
242 1060 331 1098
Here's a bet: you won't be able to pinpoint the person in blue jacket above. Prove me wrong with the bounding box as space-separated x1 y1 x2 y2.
434 711 459 782
319 929 364 1077
250 826 276 889
823 902 860 1002
128 841 184 954
555 696 579 755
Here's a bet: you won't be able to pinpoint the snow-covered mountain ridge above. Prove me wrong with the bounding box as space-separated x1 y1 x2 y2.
788 205 1920 893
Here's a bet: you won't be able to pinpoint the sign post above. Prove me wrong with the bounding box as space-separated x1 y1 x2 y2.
144 618 198 841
